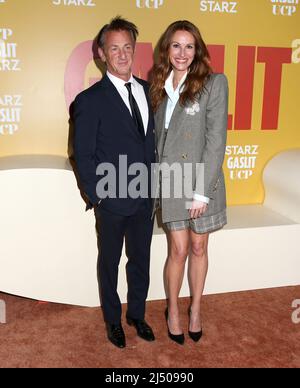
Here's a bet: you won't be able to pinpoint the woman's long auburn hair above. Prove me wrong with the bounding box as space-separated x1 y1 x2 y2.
150 20 212 112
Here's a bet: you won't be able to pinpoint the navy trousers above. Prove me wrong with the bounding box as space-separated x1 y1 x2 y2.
95 200 154 324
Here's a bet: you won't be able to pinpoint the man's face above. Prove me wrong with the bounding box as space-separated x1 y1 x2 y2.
99 30 135 81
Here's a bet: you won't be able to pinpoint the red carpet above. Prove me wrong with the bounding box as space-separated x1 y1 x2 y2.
0 286 299 368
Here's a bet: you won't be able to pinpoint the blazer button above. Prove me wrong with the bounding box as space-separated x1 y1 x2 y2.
182 153 188 159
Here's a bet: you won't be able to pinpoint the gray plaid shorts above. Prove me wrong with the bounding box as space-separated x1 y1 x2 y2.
165 209 227 234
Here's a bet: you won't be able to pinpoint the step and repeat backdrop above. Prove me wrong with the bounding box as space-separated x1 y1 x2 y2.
1 0 300 205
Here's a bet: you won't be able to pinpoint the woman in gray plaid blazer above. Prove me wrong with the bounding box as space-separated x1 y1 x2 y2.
150 21 228 345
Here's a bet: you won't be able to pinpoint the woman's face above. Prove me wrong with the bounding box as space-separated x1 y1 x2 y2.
169 30 196 75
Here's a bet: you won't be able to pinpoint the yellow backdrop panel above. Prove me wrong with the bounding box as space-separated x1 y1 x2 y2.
1 0 300 205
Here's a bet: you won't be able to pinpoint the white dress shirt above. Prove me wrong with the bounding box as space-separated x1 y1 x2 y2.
164 70 187 129
107 71 149 134
164 71 209 204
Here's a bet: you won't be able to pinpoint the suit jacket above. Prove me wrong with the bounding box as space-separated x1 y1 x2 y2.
154 73 228 223
73 74 155 216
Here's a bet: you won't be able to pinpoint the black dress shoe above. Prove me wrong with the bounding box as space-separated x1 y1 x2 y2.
106 323 126 348
165 309 185 345
126 317 155 342
188 329 203 342
188 307 202 342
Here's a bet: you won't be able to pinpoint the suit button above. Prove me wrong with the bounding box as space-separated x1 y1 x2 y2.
182 153 188 159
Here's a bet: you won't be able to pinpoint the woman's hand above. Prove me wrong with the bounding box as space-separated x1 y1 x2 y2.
189 200 208 219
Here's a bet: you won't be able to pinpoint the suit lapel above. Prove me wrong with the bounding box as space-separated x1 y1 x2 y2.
141 83 154 137
156 96 187 158
143 85 153 135
156 96 186 133
168 101 186 131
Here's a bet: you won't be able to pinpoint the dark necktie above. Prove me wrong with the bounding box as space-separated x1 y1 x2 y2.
125 82 145 139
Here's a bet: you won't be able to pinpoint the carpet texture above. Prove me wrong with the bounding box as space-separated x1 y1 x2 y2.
0 286 299 368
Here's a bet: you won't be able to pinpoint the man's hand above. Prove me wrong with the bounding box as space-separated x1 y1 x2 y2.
189 200 208 219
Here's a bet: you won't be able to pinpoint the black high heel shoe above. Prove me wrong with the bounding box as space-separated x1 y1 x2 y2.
188 308 203 342
165 308 185 345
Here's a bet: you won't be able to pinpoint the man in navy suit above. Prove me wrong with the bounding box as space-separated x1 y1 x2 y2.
73 17 156 348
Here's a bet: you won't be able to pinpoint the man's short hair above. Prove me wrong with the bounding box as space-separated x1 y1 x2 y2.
97 16 139 48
